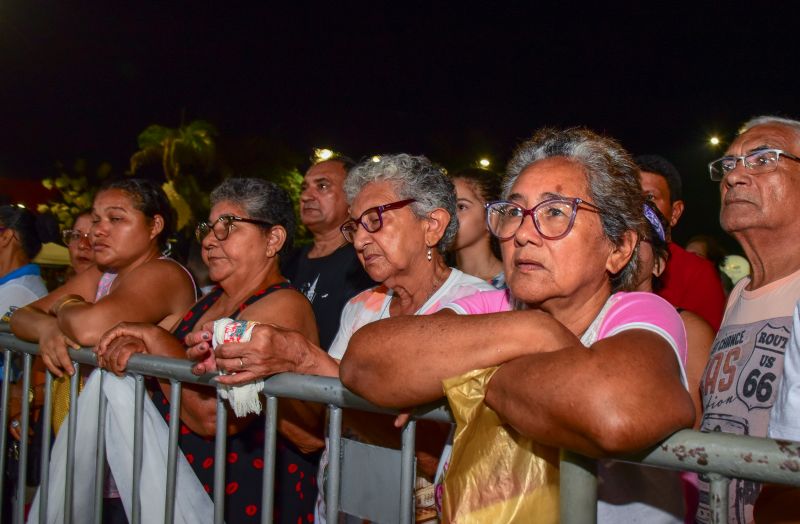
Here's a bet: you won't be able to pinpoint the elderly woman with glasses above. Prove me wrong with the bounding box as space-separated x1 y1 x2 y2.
91 178 322 523
339 129 695 523
184 154 494 521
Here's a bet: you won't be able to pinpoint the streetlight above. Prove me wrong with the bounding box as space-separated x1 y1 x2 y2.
709 136 721 146
314 148 334 161
371 155 381 163
479 158 491 168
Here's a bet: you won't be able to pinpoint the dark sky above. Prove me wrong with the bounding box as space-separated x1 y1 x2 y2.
1 2 798 247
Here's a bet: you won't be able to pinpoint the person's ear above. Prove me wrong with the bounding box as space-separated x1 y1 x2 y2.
606 230 638 275
424 208 450 249
148 215 165 242
669 200 685 228
652 255 667 278
0 227 15 248
265 225 287 258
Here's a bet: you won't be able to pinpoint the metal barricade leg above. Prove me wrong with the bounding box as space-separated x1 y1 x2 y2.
39 370 54 523
65 363 81 524
0 349 12 515
326 405 342 524
560 449 598 524
213 392 228 524
131 374 145 524
92 370 107 524
260 395 278 524
399 418 416 524
708 473 730 524
164 380 182 524
14 353 33 524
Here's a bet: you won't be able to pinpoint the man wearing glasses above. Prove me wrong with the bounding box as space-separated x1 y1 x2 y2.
281 157 374 351
697 116 800 523
635 154 726 330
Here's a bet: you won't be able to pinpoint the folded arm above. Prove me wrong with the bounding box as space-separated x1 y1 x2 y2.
57 260 194 345
340 309 577 408
485 329 695 457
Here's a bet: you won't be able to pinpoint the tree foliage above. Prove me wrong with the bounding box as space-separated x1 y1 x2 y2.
37 159 112 228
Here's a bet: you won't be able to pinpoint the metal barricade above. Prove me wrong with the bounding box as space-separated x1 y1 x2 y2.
1 325 800 524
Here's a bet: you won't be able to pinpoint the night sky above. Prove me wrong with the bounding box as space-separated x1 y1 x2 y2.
1 2 799 249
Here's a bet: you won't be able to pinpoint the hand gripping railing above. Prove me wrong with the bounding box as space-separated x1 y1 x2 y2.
2 324 800 524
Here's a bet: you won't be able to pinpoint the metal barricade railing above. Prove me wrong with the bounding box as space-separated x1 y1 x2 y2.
1 325 800 524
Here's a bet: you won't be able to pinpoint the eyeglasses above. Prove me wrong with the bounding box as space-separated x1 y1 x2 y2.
195 214 273 242
340 199 416 243
485 197 603 241
708 148 800 181
62 229 90 246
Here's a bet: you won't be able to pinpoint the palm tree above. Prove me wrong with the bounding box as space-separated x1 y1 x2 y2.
129 120 219 229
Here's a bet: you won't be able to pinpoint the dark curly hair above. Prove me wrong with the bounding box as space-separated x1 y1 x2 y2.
98 178 176 251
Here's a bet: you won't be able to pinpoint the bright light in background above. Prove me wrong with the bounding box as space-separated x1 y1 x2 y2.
16 203 26 208
709 136 720 146
479 158 491 168
314 148 334 161
371 155 381 162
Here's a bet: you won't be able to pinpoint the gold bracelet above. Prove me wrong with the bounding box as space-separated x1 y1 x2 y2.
52 297 85 316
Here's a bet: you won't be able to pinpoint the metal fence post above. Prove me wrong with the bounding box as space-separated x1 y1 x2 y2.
0 348 12 514
560 449 598 524
399 418 416 524
164 380 182 524
260 395 278 524
213 391 228 524
708 473 730 524
14 353 33 524
39 370 54 523
326 405 343 524
64 363 81 524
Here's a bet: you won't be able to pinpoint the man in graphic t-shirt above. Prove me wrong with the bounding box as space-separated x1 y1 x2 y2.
696 116 800 524
282 157 374 351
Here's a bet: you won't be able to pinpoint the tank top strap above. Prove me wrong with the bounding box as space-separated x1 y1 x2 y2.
174 287 224 342
232 281 296 318
159 255 201 300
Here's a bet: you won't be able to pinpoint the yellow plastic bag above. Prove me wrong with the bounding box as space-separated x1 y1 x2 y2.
442 367 560 523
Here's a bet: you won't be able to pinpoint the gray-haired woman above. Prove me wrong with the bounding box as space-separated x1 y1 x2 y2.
184 154 494 521
340 129 694 523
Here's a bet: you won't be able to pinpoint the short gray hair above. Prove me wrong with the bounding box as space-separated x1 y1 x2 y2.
739 115 800 136
344 154 457 252
210 177 296 257
505 128 645 292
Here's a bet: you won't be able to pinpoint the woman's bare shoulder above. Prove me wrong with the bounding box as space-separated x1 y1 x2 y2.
238 287 314 328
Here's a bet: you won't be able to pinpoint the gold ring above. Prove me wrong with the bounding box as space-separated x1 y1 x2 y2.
239 357 244 369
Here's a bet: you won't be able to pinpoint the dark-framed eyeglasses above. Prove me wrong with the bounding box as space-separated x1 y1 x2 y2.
62 229 90 246
708 148 800 181
195 214 273 242
340 198 416 243
485 197 604 241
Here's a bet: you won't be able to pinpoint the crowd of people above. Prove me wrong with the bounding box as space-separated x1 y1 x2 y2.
1 116 800 523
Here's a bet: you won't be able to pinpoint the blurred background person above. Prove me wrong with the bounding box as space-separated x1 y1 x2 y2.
449 167 506 288
0 205 57 318
636 154 726 330
62 210 95 278
282 156 374 351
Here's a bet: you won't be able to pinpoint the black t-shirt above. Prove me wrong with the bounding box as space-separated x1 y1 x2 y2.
282 243 375 351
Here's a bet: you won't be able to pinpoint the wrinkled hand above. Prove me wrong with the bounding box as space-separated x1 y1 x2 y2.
212 324 310 386
95 322 155 376
39 320 80 377
185 321 216 375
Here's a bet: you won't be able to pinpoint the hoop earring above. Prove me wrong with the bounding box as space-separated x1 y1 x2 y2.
427 248 432 261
